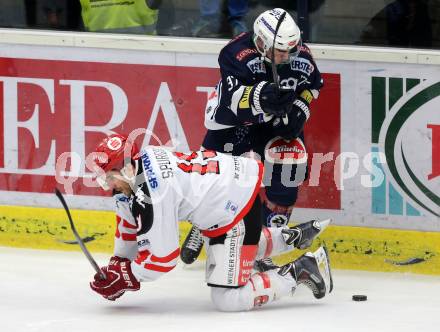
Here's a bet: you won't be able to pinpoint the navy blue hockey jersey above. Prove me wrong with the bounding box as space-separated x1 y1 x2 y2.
204 32 323 130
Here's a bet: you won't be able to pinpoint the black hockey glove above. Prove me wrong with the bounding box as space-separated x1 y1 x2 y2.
251 81 295 117
272 96 311 140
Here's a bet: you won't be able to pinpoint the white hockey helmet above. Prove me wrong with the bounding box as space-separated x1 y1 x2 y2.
253 8 302 63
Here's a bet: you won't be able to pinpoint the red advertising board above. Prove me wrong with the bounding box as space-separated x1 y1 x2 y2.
0 57 340 209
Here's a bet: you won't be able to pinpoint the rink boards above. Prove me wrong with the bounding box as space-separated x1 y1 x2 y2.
1 204 439 275
0 30 439 275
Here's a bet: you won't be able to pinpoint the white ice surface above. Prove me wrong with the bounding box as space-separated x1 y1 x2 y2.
1 247 440 332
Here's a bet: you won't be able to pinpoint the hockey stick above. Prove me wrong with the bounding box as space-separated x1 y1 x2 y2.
55 188 106 280
270 10 291 127
271 10 287 94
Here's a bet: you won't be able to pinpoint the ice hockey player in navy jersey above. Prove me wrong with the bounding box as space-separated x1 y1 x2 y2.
89 133 332 311
181 8 324 271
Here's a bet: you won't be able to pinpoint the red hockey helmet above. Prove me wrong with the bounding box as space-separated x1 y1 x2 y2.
92 133 139 190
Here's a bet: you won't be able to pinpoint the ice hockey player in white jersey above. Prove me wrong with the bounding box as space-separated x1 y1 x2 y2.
89 133 333 311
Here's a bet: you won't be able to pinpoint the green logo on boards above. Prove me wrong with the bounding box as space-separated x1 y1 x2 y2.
372 77 440 217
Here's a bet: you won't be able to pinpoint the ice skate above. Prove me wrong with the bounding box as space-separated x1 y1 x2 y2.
279 245 333 299
281 219 331 249
180 225 204 264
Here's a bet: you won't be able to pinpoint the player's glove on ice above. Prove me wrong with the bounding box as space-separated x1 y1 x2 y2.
272 96 310 140
251 81 295 117
90 256 140 301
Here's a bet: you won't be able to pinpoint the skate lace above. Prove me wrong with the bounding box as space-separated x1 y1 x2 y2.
261 257 275 265
186 227 204 251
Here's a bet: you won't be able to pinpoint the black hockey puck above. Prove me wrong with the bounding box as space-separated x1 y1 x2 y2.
352 295 367 301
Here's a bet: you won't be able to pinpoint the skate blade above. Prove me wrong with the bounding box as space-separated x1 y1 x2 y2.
313 245 334 294
315 218 331 235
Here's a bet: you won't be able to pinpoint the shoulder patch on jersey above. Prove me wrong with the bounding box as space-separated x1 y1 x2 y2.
236 48 258 61
247 57 266 74
290 58 314 75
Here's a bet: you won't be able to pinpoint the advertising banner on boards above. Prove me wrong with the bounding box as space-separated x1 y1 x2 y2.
0 53 341 210
0 41 438 231
0 39 439 271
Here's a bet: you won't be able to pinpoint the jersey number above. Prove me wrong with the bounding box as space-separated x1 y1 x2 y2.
174 151 220 175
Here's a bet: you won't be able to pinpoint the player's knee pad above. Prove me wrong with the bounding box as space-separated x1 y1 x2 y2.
211 270 296 311
205 221 258 287
210 285 254 312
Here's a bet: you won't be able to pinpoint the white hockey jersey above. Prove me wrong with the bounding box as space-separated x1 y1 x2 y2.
112 147 263 282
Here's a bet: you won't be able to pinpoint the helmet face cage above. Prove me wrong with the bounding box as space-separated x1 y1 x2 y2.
253 8 302 64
